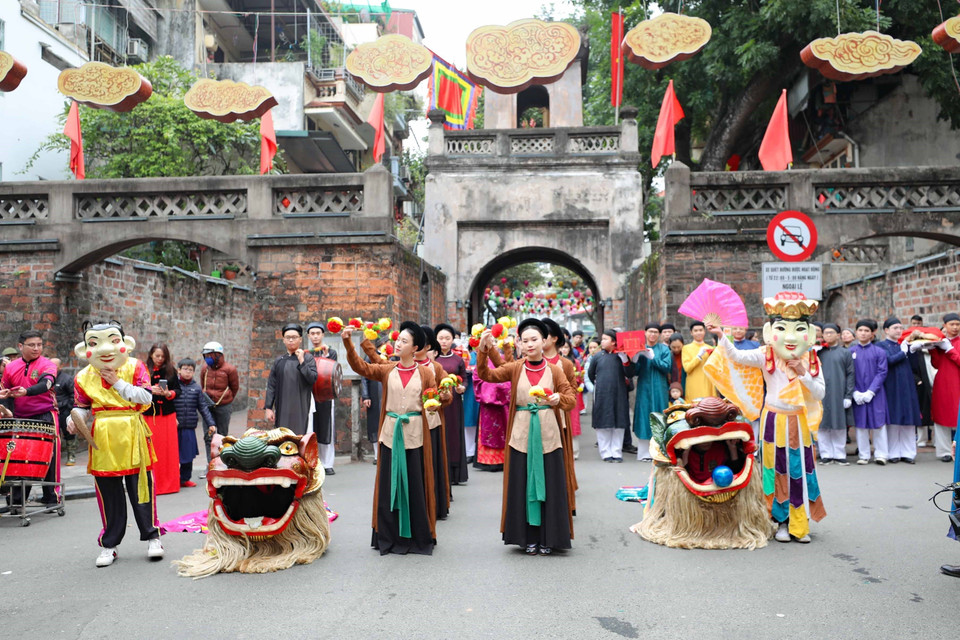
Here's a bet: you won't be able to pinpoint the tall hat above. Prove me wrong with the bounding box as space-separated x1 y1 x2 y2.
762 292 818 320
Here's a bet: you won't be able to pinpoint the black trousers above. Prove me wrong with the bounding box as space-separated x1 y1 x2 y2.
204 404 232 463
95 472 159 548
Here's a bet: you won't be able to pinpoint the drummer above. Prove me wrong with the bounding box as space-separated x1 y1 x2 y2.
0 330 59 511
306 321 338 476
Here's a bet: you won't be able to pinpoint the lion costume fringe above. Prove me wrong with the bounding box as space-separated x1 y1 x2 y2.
175 489 331 578
630 463 774 550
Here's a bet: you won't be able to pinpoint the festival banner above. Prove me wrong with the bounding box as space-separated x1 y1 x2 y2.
426 54 480 130
367 92 386 163
651 79 684 167
259 108 277 174
611 11 625 107
758 89 793 171
63 100 85 180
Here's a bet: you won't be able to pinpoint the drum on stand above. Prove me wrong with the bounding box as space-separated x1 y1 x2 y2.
0 418 56 481
312 357 343 404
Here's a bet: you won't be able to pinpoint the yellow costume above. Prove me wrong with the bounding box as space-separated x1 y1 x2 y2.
681 341 715 399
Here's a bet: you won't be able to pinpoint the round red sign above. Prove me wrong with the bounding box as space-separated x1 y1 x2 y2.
767 211 817 262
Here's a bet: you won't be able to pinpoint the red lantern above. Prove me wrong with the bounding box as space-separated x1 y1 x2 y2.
501 277 507 284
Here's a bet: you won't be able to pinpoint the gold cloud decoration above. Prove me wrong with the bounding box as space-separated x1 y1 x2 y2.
801 31 921 82
622 13 712 70
0 51 28 92
183 78 278 123
465 19 581 94
57 61 152 112
345 34 433 92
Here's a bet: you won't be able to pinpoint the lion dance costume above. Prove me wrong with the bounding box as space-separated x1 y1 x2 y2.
175 428 330 577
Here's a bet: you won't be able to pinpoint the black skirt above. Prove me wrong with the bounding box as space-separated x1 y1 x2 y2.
431 427 449 520
371 444 435 556
503 448 572 550
447 415 469 485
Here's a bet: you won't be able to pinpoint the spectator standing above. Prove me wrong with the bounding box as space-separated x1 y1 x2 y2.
144 343 181 495
930 313 960 462
681 322 715 400
731 326 760 350
668 334 686 388
850 320 889 465
817 324 854 465
172 358 215 487
264 324 318 434
631 323 672 461
199 342 239 471
587 330 633 462
360 351 383 464
877 318 922 464
841 328 856 349
907 314 935 446
51 357 77 466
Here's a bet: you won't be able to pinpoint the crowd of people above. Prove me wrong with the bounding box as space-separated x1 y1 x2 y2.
1 307 957 564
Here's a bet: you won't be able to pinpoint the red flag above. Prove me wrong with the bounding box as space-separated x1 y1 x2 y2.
367 92 385 163
259 109 277 174
651 80 684 167
758 89 793 171
63 100 84 180
611 11 625 107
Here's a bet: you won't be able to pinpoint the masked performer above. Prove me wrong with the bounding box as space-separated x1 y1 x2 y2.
435 324 469 485
344 322 437 555
703 293 825 543
67 322 162 567
476 319 576 555
305 321 339 475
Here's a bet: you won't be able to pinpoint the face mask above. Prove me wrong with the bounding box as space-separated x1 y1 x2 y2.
204 356 215 366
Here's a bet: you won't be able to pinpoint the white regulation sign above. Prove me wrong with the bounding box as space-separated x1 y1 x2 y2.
762 262 822 300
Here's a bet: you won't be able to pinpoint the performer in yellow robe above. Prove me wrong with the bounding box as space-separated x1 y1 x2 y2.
681 321 715 400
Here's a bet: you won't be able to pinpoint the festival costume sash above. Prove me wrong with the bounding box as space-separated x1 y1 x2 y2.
517 403 548 526
386 410 420 538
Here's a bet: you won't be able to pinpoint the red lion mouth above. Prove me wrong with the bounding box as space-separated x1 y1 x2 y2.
207 468 307 537
665 423 756 501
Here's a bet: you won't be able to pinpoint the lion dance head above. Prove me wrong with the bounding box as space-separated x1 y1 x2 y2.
175 428 330 578
630 397 774 549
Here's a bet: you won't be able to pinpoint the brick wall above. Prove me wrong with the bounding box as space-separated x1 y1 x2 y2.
625 237 768 335
247 242 447 453
823 249 960 328
0 252 255 404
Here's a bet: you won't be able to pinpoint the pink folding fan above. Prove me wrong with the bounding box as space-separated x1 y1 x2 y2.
677 278 749 328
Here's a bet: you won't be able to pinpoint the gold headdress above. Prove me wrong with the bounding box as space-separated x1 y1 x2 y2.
762 292 818 320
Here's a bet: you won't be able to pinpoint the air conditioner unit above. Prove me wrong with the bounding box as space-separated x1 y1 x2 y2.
126 38 148 62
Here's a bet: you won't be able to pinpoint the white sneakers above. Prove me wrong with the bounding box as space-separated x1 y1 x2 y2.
147 537 164 560
96 548 117 567
775 523 790 543
95 537 163 567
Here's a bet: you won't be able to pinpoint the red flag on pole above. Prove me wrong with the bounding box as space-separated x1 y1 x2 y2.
651 80 684 167
367 92 386 163
259 109 277 174
610 11 625 107
758 89 793 171
63 100 85 180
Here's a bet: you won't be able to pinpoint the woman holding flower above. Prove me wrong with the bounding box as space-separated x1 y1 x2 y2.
475 318 576 555
342 321 439 555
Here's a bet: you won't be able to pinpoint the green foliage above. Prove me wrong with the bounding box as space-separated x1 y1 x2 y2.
577 0 960 173
384 91 424 126
122 241 201 270
402 149 426 210
300 29 328 66
473 90 485 129
23 56 277 179
395 215 420 249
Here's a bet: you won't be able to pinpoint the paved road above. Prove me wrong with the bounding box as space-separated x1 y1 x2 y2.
2 415 957 639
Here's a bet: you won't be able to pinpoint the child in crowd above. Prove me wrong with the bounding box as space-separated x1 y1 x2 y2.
173 358 216 487
668 382 685 406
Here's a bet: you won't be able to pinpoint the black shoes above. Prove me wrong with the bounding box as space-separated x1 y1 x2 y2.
941 564 960 578
324 467 335 475
903 458 916 464
622 445 638 455
612 457 623 463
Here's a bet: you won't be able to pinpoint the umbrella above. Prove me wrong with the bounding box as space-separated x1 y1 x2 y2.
678 278 748 328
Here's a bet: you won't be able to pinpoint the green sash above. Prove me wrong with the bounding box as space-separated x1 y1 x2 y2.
516 403 548 526
386 410 420 538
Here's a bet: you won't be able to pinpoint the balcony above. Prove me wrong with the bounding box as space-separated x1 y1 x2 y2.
305 68 370 151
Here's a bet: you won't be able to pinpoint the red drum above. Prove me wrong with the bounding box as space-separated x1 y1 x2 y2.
0 418 56 481
312 357 343 404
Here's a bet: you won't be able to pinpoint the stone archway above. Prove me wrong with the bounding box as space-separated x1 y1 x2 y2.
466 246 603 332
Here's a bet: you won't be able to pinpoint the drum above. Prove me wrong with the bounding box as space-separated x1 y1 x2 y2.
0 418 56 481
312 357 343 403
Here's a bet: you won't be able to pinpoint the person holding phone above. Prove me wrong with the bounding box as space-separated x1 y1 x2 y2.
144 343 181 495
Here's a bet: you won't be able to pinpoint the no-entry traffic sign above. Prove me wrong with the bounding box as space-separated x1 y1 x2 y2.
767 210 817 262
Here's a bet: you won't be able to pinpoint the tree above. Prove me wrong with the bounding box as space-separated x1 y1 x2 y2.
577 0 960 173
25 56 273 179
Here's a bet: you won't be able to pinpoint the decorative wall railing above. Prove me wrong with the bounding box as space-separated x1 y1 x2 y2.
76 191 248 221
0 195 49 224
439 127 629 159
274 187 364 217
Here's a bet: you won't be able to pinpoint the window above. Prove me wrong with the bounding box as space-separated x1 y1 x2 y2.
38 0 84 25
